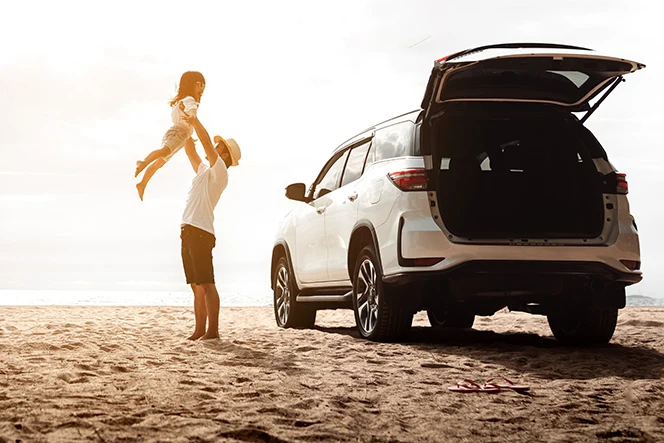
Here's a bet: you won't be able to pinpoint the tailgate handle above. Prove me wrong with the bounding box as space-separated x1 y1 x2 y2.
348 192 358 202
316 206 326 214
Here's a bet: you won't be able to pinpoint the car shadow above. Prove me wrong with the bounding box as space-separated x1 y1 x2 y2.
313 325 664 381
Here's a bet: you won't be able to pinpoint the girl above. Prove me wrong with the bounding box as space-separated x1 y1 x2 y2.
135 71 206 200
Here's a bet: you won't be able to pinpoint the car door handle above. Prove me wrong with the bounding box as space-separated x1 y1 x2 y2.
316 206 326 214
348 192 358 202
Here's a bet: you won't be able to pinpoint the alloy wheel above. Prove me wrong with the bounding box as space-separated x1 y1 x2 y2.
275 265 291 326
356 258 379 335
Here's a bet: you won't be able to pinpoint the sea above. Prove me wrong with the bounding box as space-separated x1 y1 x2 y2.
0 290 661 307
0 290 272 307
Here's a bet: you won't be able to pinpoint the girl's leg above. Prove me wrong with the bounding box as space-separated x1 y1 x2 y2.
135 146 171 177
136 157 166 201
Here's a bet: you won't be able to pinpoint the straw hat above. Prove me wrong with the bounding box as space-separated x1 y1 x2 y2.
216 137 241 166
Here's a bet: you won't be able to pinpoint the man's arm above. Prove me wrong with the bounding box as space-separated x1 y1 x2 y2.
184 137 202 173
188 116 220 167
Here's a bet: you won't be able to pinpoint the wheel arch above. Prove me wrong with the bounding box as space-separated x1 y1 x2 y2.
271 241 298 292
347 221 383 280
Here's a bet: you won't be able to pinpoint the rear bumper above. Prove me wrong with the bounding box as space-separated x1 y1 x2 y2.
383 259 642 288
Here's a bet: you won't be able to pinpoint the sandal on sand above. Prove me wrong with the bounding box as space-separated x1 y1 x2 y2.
448 379 501 393
484 376 530 392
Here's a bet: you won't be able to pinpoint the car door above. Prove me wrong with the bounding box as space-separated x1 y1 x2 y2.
295 150 348 284
325 138 372 282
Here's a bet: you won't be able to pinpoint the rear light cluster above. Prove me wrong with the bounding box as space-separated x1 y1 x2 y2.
616 173 628 194
620 260 640 271
388 169 428 191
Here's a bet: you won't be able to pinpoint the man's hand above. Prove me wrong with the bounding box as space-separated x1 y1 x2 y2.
185 116 219 167
184 137 202 173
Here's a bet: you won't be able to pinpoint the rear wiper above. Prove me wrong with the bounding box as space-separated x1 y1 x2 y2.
580 76 625 124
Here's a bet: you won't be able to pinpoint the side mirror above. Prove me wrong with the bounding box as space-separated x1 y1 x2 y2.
285 183 308 202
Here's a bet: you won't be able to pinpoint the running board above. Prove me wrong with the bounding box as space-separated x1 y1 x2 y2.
296 291 353 304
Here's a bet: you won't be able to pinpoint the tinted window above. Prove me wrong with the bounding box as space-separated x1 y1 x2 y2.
340 141 371 187
314 151 349 199
374 121 415 162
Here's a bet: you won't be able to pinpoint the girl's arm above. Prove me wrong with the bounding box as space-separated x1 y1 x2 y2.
184 138 202 173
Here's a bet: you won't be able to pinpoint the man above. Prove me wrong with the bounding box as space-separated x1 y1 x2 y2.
180 115 241 340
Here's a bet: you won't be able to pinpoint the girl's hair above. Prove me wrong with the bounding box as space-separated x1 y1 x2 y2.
169 71 205 106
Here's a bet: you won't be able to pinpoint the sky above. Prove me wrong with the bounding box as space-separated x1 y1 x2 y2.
0 0 662 300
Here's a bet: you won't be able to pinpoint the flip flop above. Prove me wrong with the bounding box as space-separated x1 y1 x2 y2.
483 376 530 392
448 379 501 393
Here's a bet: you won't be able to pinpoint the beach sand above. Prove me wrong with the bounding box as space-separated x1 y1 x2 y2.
1 306 663 442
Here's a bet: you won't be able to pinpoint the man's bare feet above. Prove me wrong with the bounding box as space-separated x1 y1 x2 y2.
135 160 147 177
136 183 146 201
200 332 220 340
187 331 206 341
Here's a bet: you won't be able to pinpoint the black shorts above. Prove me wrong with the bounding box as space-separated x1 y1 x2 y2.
180 224 216 285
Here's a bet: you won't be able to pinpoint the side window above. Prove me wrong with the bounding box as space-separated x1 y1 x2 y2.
373 121 415 162
314 151 349 199
340 141 371 187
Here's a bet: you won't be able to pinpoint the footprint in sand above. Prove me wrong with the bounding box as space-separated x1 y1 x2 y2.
234 391 262 399
420 362 452 369
294 346 318 352
215 428 289 443
99 344 120 353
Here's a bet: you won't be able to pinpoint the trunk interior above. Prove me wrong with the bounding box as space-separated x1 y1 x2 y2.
432 106 606 239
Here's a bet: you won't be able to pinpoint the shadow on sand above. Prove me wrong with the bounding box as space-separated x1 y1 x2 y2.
314 324 664 381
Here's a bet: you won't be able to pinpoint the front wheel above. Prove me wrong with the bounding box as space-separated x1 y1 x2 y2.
273 257 316 328
352 246 412 342
547 307 618 345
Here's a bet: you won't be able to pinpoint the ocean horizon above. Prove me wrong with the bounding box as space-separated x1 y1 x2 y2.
0 289 272 307
0 289 661 307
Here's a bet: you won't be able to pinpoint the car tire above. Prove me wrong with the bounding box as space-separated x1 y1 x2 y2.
427 306 475 329
547 307 618 345
273 256 316 328
352 245 413 342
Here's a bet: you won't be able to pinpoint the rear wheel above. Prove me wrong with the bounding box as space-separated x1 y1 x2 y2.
352 246 413 342
427 306 475 329
273 257 316 328
547 307 618 345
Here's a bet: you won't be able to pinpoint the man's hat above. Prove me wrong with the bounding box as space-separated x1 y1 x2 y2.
217 137 241 166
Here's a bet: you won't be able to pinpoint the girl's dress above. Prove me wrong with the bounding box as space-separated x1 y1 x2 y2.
162 96 199 161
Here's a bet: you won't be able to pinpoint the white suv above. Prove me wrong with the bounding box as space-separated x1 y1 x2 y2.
271 43 645 345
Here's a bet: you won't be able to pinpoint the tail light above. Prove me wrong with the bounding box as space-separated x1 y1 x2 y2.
388 169 428 191
620 260 640 271
616 173 628 194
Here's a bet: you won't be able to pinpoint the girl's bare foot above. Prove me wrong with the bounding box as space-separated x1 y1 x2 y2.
136 183 146 201
135 160 147 177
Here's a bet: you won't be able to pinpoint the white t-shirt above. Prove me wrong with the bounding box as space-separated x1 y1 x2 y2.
181 159 229 236
171 96 199 135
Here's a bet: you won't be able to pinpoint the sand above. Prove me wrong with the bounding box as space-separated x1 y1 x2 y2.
0 305 663 442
